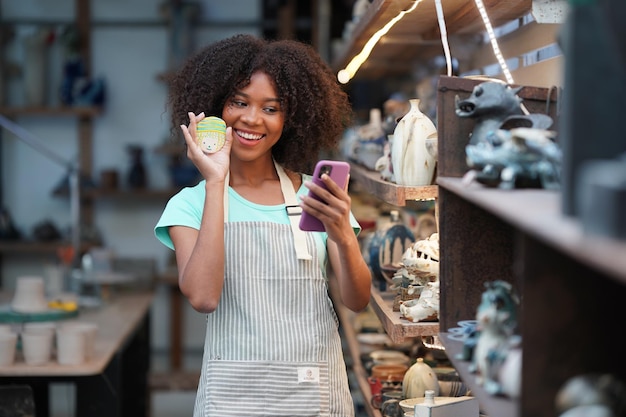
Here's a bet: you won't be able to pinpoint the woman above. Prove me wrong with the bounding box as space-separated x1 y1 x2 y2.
155 34 371 416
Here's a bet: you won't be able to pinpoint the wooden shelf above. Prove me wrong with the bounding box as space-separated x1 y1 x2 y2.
53 187 180 201
369 285 439 344
349 162 437 206
90 188 179 200
332 0 531 80
0 106 103 117
440 333 517 417
437 177 626 284
0 241 94 255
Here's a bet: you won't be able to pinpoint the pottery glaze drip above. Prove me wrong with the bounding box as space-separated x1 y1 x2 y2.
390 99 438 186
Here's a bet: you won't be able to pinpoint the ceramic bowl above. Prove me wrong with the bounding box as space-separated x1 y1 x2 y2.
400 397 423 413
371 363 408 382
369 349 410 367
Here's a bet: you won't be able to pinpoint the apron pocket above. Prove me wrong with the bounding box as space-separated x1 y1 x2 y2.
203 360 330 417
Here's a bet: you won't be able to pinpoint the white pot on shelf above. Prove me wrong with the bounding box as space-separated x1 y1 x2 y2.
390 99 438 186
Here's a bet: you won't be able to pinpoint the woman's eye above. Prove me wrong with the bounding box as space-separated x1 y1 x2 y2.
264 107 278 114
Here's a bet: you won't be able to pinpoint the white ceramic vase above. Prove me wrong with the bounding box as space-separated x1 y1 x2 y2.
390 99 438 186
402 357 440 399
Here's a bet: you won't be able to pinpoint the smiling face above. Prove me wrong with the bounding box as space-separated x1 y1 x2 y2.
222 71 285 164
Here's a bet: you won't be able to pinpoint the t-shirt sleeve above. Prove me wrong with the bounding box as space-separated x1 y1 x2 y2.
154 185 204 250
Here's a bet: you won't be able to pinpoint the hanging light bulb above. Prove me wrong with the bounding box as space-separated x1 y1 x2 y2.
338 0 423 84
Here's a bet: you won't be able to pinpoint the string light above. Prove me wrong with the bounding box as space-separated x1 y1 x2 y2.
338 0 423 84
434 0 452 77
474 0 515 84
339 0 515 86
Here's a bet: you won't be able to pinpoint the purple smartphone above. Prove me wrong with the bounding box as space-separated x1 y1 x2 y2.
299 160 350 232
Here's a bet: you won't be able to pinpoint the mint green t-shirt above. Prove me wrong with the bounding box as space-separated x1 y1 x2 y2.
154 177 361 272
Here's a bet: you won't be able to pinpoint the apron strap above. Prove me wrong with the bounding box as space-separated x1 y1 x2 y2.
275 161 313 261
222 161 312 261
224 172 230 221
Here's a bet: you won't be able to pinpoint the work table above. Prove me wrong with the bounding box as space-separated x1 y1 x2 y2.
0 292 154 417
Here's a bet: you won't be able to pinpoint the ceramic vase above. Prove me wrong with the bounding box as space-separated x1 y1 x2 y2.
402 357 440 399
390 99 438 186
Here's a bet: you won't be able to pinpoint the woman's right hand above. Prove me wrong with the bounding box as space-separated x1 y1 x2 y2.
180 111 233 184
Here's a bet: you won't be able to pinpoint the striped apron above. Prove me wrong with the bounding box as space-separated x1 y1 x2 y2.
193 163 354 417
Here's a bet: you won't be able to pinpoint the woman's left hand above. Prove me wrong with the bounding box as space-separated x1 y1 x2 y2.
302 174 372 312
299 174 353 244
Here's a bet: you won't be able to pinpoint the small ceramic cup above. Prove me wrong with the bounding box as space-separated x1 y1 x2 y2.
56 326 86 365
59 322 98 361
21 330 54 365
0 332 18 366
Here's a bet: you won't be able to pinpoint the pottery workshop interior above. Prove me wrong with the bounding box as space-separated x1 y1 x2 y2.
1 0 625 416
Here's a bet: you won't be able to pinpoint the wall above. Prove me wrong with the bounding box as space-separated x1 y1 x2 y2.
1 0 260 353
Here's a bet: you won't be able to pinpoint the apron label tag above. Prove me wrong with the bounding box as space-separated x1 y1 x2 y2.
297 366 320 383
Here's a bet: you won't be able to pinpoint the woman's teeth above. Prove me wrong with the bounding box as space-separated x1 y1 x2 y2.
237 130 263 141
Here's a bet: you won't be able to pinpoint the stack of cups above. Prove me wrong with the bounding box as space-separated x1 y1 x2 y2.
21 322 56 366
56 321 98 365
0 325 18 367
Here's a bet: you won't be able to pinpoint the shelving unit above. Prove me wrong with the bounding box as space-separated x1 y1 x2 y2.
335 0 610 415
435 75 626 417
0 0 99 262
437 176 626 417
348 159 439 344
348 75 621 417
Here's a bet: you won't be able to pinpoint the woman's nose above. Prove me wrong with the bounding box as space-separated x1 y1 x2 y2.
241 106 261 124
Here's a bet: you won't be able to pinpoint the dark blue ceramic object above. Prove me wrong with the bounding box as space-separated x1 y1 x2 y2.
369 223 414 291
